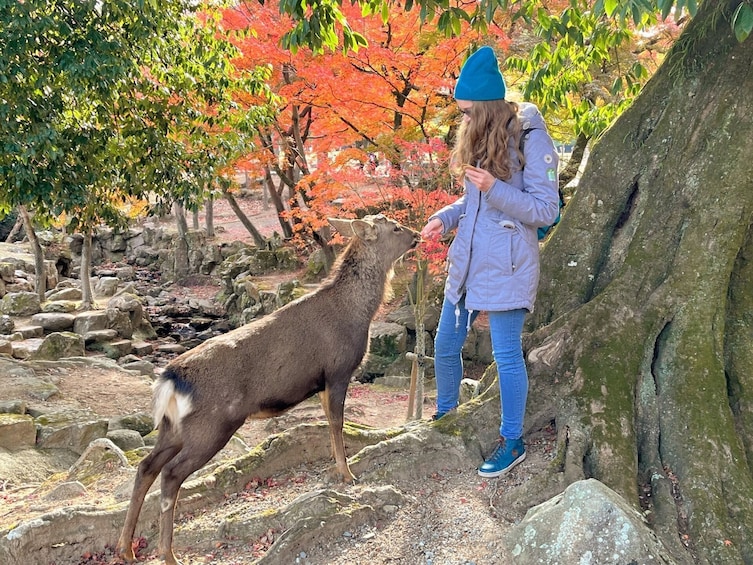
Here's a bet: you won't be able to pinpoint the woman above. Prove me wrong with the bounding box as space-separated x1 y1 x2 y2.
421 46 560 478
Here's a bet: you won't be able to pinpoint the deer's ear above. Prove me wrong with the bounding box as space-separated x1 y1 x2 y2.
350 218 378 241
328 218 355 237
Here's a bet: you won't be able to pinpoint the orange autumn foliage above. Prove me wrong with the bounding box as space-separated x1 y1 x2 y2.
221 1 513 271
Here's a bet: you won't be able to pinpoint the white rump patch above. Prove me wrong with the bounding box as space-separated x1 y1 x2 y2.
152 378 193 431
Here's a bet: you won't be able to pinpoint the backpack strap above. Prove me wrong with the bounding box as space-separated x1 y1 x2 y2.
519 127 565 240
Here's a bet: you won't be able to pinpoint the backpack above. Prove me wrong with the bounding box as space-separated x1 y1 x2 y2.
520 127 565 240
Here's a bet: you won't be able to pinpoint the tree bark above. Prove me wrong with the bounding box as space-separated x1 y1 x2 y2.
223 189 266 247
18 206 46 302
263 169 295 239
517 1 753 562
173 202 190 280
558 131 589 190
205 198 214 238
4 213 23 243
80 231 94 310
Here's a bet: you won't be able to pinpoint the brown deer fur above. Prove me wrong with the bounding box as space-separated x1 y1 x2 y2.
116 215 420 565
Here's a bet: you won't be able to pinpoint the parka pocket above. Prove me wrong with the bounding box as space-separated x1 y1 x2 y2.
486 221 515 278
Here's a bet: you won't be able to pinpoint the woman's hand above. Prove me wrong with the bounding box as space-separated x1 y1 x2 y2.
421 217 444 240
464 165 495 192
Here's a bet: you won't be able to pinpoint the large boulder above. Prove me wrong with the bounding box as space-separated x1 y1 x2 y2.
0 291 41 316
34 409 109 454
0 414 36 451
29 332 85 361
505 478 677 565
30 313 76 332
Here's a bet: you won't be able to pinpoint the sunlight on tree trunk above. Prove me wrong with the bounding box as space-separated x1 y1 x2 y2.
18 206 46 302
80 231 94 310
205 198 214 238
558 131 589 190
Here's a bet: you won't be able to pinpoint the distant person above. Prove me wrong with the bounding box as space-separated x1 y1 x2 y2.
420 46 560 478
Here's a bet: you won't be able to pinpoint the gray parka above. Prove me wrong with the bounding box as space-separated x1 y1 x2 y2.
430 102 560 314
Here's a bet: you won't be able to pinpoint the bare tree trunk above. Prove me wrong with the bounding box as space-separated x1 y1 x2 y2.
558 131 589 190
192 209 200 230
18 206 46 302
263 170 294 239
80 231 95 310
173 202 190 280
222 189 266 247
205 198 214 238
4 214 23 243
407 260 430 421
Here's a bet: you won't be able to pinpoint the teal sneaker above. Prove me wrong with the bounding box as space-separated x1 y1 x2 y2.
477 437 526 478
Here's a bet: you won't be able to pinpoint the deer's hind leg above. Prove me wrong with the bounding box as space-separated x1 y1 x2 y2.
320 382 355 483
117 419 183 562
156 414 245 565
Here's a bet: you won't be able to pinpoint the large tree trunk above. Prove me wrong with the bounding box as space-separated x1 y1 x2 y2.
520 1 753 563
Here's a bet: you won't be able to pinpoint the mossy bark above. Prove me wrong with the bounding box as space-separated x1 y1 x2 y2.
516 1 753 562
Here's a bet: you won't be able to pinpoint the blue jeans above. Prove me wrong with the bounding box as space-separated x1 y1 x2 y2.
433 296 528 439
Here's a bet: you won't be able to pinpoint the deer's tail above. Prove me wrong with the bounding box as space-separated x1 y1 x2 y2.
152 373 193 431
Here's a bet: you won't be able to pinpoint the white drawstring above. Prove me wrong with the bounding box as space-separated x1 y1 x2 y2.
454 303 461 329
467 309 474 331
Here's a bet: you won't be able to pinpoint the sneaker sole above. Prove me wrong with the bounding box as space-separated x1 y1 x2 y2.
477 452 526 478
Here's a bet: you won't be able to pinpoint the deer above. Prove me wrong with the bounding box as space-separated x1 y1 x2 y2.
116 214 420 565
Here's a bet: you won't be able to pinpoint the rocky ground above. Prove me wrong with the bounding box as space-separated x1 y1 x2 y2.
0 195 559 565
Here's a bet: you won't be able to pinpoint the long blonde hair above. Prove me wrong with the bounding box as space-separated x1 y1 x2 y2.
450 99 523 182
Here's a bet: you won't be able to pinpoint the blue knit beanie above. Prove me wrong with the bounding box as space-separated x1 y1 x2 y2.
454 46 506 101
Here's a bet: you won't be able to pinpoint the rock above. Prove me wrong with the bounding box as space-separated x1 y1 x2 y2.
130 341 154 356
459 378 481 403
0 291 41 316
113 265 136 281
0 262 14 282
94 276 120 297
0 413 36 450
29 332 85 361
89 338 132 359
105 307 133 338
0 399 26 414
119 359 155 377
83 328 119 344
34 409 109 454
108 412 154 436
0 314 13 333
156 342 187 355
11 325 43 339
11 338 43 360
73 310 108 334
41 300 78 313
67 437 131 479
107 293 144 330
505 478 677 565
385 304 441 333
106 429 145 451
30 312 76 332
45 287 82 301
369 322 408 357
44 481 88 501
0 338 11 355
